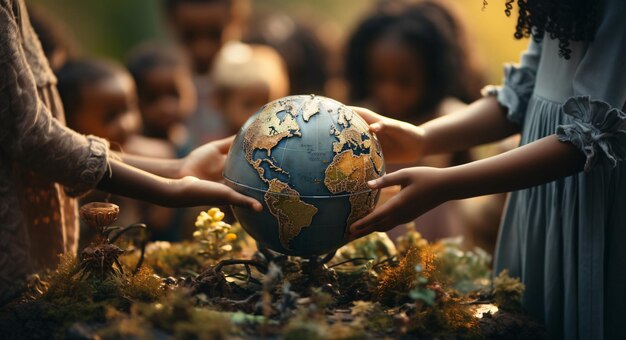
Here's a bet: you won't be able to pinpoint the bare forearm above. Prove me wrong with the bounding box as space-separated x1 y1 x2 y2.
96 159 259 210
421 96 520 156
442 135 585 200
115 152 182 179
97 159 177 206
115 135 235 180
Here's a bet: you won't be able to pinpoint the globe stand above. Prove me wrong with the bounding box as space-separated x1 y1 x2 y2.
254 242 337 266
255 243 341 297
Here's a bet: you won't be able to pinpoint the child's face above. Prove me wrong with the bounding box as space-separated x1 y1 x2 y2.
366 36 425 120
169 2 236 74
71 72 141 145
219 83 269 134
138 66 196 135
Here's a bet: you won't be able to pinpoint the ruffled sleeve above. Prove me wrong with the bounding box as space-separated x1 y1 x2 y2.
0 1 110 196
556 97 626 172
555 0 626 172
482 38 542 125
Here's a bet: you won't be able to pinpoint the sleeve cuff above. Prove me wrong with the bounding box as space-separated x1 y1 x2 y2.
556 96 626 172
481 64 536 125
64 135 111 197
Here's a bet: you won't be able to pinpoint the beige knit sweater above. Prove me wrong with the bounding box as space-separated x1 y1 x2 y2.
0 0 111 303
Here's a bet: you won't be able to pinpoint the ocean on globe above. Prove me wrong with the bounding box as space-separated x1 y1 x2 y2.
223 95 385 256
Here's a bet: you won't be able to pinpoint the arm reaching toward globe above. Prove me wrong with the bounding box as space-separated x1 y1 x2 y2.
348 134 584 239
115 135 235 181
97 158 262 211
350 96 520 164
99 135 262 210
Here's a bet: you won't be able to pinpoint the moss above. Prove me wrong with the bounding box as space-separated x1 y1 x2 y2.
350 301 393 334
375 247 435 306
493 269 525 313
326 322 366 340
8 254 163 337
123 241 206 278
35 254 118 332
409 295 481 339
97 316 149 339
0 225 534 339
430 238 492 294
283 321 325 340
173 309 235 340
120 266 164 302
283 313 366 340
395 224 429 256
335 232 397 262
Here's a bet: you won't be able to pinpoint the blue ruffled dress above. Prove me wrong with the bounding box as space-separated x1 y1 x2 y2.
486 1 626 338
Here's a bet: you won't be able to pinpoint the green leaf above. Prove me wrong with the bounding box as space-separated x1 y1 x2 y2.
409 288 436 305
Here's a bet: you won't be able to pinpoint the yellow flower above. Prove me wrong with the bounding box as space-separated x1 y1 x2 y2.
212 221 231 231
208 208 225 222
193 230 202 238
196 208 228 231
225 233 237 242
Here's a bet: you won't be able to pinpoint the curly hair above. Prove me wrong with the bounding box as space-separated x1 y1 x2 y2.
345 0 484 114
502 0 603 59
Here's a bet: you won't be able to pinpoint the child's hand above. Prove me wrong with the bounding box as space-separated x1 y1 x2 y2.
179 136 234 181
171 176 263 212
350 106 426 164
99 159 262 211
348 167 450 240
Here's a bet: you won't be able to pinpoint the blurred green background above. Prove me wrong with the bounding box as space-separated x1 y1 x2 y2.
29 0 527 84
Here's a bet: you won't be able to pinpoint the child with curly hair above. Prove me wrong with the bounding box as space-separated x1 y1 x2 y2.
350 1 626 338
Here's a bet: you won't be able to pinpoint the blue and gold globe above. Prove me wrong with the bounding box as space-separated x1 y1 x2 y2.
224 95 385 256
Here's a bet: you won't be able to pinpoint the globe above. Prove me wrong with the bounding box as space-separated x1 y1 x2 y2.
223 95 385 256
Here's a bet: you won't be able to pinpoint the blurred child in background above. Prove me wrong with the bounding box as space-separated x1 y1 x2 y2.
211 42 289 134
57 57 188 242
346 0 483 126
244 14 329 97
346 0 503 253
125 45 203 241
56 58 144 244
164 0 250 145
56 59 141 149
126 45 196 158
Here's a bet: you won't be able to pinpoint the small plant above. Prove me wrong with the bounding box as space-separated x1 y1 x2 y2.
493 269 525 312
77 202 148 280
395 224 429 256
194 208 238 261
431 237 492 294
375 247 435 306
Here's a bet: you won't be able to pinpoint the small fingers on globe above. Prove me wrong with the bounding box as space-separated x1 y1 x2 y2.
368 170 409 189
348 209 382 237
349 192 406 236
369 122 383 133
348 214 393 241
228 190 263 212
348 105 382 124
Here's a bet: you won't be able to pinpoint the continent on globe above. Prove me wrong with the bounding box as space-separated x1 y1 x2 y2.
241 99 317 250
264 179 318 250
324 105 385 226
224 95 385 256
